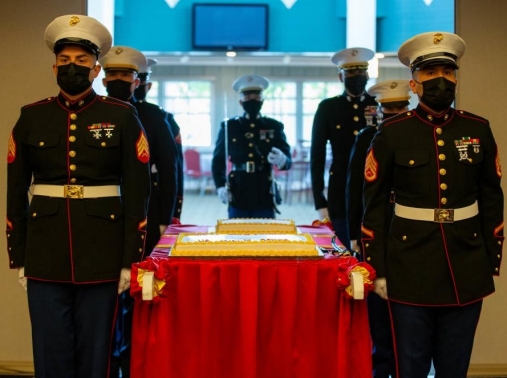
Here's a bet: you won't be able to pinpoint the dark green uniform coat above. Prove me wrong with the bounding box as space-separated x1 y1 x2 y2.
7 90 151 282
361 106 504 305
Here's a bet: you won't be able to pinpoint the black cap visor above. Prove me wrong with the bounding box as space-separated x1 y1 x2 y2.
54 37 100 57
241 90 262 95
137 72 149 81
411 53 458 72
380 100 410 108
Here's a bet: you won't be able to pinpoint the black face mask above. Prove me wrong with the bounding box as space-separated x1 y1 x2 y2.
134 84 148 101
417 76 456 112
106 79 134 101
57 63 93 96
344 75 368 96
242 100 263 117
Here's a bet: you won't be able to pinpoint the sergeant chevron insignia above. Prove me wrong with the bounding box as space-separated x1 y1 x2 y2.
7 133 16 164
364 149 378 182
136 131 150 163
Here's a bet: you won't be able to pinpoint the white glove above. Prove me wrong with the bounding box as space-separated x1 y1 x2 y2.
374 277 388 300
267 147 287 169
217 186 230 204
350 239 361 254
18 267 27 291
317 207 329 221
118 268 131 294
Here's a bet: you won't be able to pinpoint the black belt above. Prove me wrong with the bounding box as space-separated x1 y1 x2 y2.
232 162 268 173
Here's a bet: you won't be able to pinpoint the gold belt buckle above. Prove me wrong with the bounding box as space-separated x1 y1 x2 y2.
434 208 454 223
64 185 84 199
246 161 255 173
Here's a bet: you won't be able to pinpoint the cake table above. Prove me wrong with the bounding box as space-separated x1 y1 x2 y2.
130 224 374 378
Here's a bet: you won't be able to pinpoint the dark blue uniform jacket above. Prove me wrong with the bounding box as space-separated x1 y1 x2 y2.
7 90 151 282
362 106 504 305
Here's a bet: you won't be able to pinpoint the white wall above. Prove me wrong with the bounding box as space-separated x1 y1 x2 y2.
456 0 507 374
0 0 86 374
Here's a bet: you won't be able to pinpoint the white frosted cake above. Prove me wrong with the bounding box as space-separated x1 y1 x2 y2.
170 233 319 257
215 218 298 234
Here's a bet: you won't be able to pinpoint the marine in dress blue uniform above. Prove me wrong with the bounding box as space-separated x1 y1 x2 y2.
135 58 185 222
346 79 411 378
310 47 377 246
361 32 504 378
6 15 151 378
99 46 178 253
212 75 292 219
99 47 179 378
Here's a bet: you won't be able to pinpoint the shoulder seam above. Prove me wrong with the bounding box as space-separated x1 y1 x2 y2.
382 111 414 128
97 97 132 109
455 110 488 124
23 97 56 108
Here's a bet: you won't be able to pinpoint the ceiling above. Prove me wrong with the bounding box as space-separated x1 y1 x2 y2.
144 51 404 68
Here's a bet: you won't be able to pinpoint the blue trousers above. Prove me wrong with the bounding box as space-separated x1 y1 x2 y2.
110 291 134 378
368 293 396 378
390 300 482 378
27 279 118 378
331 217 350 248
228 206 275 219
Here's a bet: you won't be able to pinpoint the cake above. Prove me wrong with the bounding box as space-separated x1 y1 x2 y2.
215 218 298 234
170 233 320 257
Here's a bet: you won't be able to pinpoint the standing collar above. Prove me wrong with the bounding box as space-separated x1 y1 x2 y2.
57 89 97 111
244 112 262 120
343 91 366 102
415 104 454 125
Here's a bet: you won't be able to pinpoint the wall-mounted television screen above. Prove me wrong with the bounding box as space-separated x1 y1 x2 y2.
192 3 269 51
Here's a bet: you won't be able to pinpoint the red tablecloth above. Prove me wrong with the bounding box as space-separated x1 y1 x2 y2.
130 223 373 378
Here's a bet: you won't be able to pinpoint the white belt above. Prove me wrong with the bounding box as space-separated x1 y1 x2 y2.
394 201 478 223
32 184 121 199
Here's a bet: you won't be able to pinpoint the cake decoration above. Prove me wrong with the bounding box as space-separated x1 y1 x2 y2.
170 232 320 257
215 218 298 234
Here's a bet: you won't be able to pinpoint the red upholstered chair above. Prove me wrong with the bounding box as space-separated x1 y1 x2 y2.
286 140 313 205
183 148 213 195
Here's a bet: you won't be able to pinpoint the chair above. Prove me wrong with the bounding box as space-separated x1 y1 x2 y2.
272 164 289 202
286 160 312 205
183 148 213 196
285 140 313 205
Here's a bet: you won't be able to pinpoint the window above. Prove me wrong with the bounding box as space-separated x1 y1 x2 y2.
164 81 213 147
263 82 297 146
148 80 213 147
147 77 342 151
145 81 159 103
302 82 343 141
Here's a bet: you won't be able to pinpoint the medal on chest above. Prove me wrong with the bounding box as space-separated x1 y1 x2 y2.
88 123 116 139
454 137 480 161
259 129 275 140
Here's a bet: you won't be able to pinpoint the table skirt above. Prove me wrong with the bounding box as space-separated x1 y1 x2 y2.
131 256 373 378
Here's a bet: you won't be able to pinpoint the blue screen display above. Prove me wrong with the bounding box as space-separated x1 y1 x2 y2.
192 4 269 51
